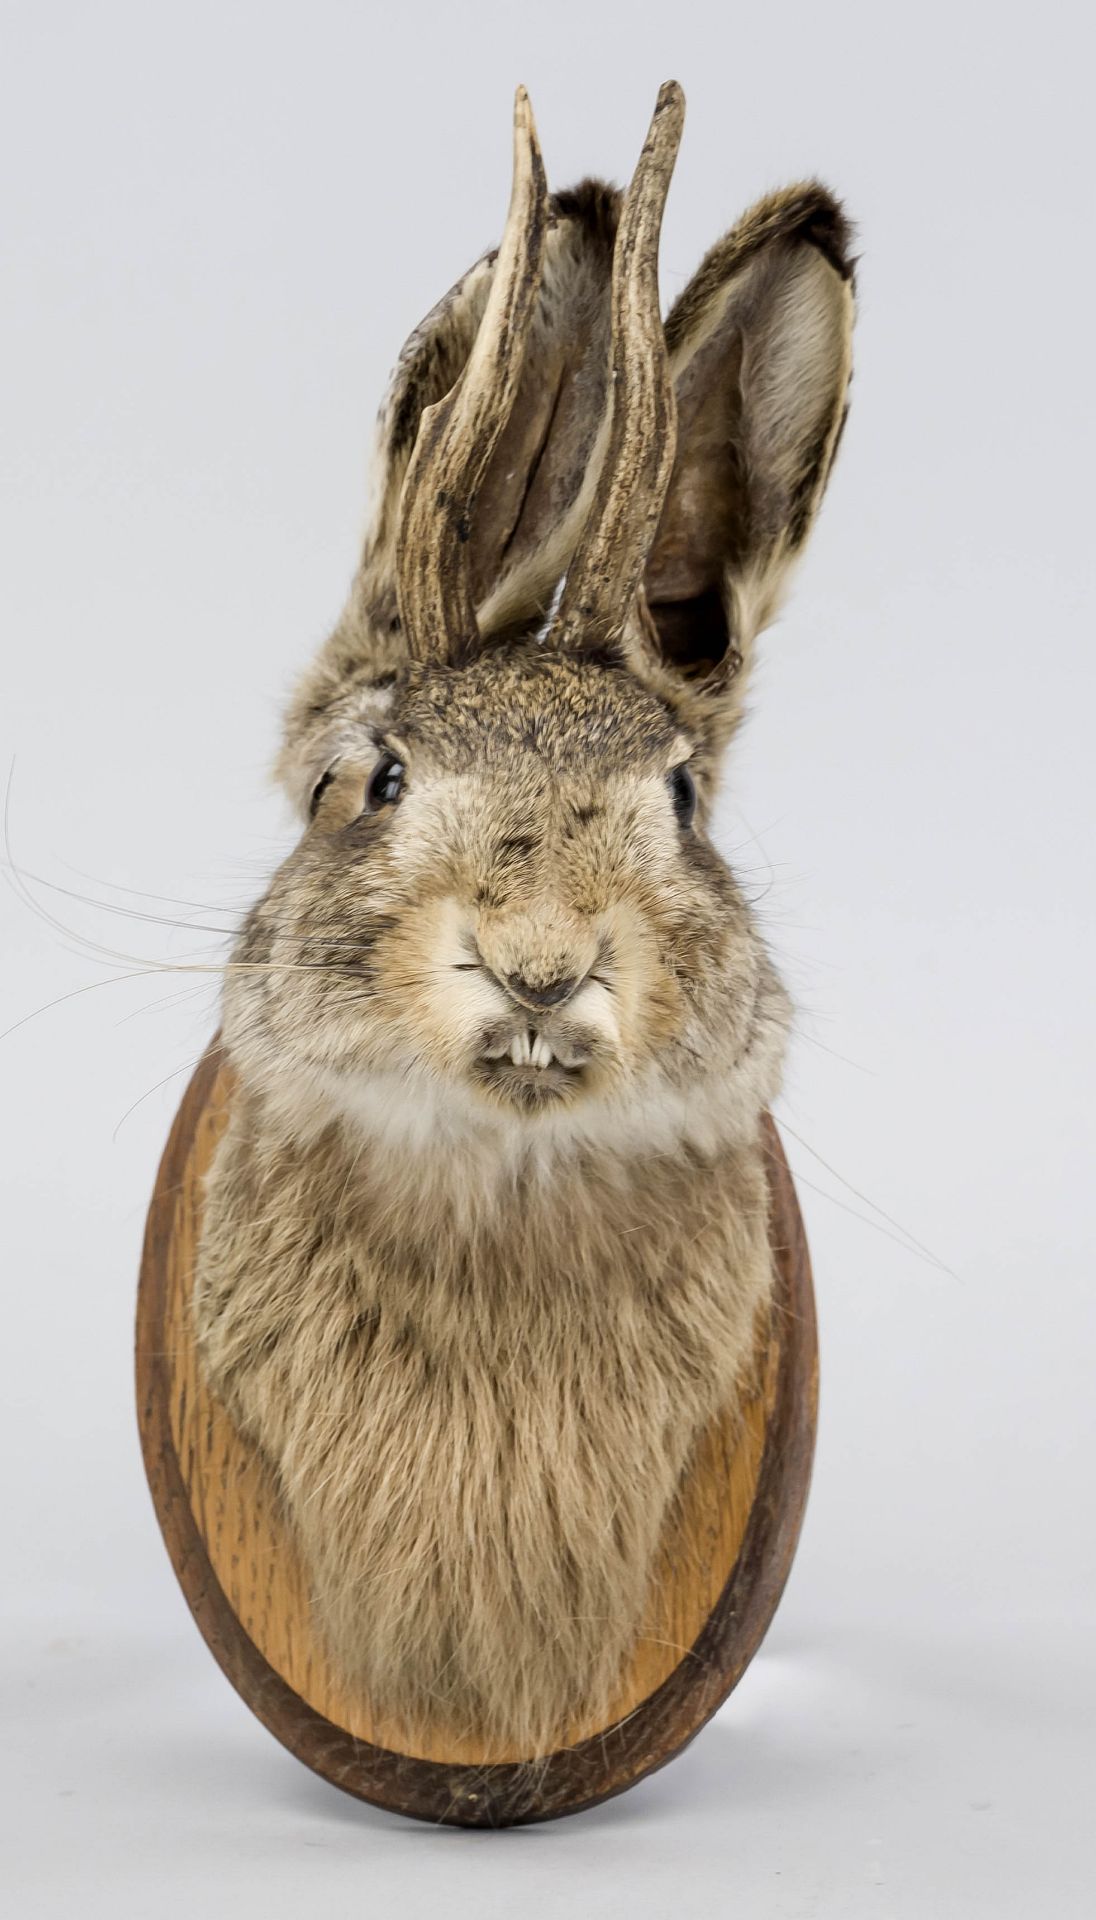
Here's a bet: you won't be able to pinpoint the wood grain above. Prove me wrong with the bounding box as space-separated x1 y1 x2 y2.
136 1040 817 1825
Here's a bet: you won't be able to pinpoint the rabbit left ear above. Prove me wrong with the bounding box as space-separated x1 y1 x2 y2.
640 183 854 730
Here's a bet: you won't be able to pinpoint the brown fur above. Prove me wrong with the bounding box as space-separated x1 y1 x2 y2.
198 1089 771 1750
195 89 854 1758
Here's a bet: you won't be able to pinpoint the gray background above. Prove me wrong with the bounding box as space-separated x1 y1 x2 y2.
2 2 1093 1914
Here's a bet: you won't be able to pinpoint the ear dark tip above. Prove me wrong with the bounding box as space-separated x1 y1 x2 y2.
550 178 622 252
663 179 858 358
785 182 858 285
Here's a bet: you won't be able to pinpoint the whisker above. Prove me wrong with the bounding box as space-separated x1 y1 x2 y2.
776 1158 956 1276
114 982 217 1026
791 1027 877 1074
54 858 253 916
8 863 391 954
113 1052 210 1142
3 876 372 982
1 958 377 1049
1 969 190 1045
7 865 247 939
778 1117 955 1275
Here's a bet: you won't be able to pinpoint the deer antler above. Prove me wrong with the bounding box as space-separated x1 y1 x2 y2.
551 81 684 654
396 88 549 665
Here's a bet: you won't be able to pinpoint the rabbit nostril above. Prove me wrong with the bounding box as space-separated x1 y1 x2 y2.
506 972 578 1010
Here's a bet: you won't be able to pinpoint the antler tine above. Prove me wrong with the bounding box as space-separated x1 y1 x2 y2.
552 80 685 653
396 88 549 665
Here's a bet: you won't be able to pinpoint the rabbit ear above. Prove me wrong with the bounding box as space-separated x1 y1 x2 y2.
280 145 623 799
351 176 622 671
464 181 623 639
639 184 855 734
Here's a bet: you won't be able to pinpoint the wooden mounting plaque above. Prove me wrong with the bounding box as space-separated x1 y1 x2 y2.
136 1042 817 1827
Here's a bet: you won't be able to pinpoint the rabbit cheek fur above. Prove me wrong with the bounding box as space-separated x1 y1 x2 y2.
195 647 790 1754
194 98 854 1756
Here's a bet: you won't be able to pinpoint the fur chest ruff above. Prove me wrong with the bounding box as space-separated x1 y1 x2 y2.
195 1101 773 1754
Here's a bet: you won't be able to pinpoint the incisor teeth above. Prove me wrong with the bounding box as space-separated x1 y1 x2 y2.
510 1031 531 1067
531 1036 554 1070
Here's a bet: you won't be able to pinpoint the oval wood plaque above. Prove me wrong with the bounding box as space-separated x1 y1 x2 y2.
136 1042 817 1826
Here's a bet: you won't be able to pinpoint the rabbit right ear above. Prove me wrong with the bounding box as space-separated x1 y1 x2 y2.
306 186 621 683
389 180 627 651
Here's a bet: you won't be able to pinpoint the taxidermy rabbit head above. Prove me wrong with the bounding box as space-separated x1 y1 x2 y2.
223 83 854 1171
197 82 856 1761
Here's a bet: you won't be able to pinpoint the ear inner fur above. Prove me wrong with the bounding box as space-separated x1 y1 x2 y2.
473 182 621 631
642 181 856 722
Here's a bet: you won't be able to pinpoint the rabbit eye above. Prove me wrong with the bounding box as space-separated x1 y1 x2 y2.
668 762 697 829
365 754 405 812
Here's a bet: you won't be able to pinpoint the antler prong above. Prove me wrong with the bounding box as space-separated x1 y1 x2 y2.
396 88 549 664
551 80 685 652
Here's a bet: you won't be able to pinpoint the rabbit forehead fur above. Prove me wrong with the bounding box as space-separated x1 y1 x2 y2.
221 643 790 1182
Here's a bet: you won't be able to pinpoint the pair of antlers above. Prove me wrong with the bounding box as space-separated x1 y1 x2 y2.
397 81 685 667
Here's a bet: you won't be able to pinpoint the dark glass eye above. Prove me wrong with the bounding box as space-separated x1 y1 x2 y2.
365 753 405 812
668 762 697 829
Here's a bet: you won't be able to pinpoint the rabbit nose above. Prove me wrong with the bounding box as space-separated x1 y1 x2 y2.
474 904 597 1010
506 971 579 1010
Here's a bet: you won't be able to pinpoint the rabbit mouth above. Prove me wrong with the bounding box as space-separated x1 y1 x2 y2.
474 1026 593 1106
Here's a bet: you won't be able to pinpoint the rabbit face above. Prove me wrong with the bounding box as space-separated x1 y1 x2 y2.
223 645 789 1155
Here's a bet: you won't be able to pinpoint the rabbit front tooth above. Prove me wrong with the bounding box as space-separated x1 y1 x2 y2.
531 1036 554 1070
511 1031 532 1067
